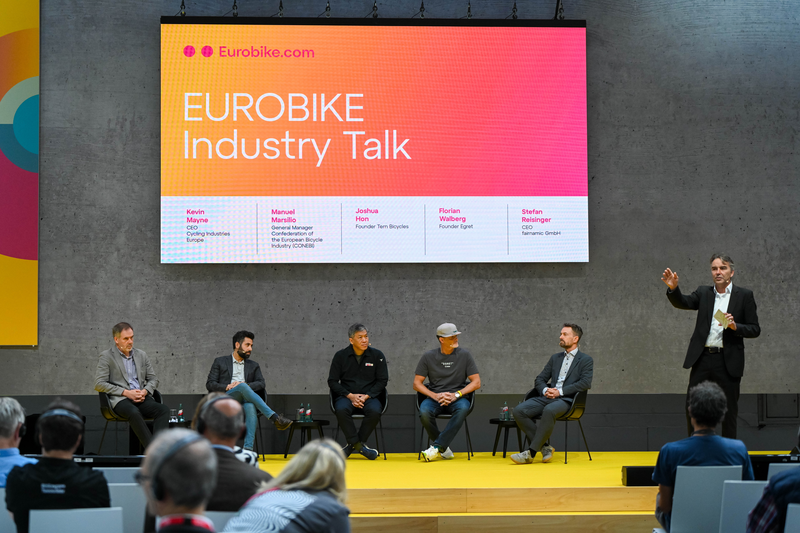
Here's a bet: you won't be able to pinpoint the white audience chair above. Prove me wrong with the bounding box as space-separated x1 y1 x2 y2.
29 507 123 533
95 467 140 484
652 465 742 533
0 488 16 532
718 480 768 533
785 503 800 532
768 462 800 479
206 510 238 531
108 483 147 533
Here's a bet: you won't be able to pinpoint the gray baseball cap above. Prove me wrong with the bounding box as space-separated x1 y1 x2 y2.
436 323 461 337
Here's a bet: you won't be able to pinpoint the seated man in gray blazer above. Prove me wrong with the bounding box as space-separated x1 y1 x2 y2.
94 322 170 448
511 323 593 464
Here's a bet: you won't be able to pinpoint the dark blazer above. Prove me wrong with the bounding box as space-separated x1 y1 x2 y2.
206 447 273 512
206 355 266 393
667 285 760 377
533 350 593 400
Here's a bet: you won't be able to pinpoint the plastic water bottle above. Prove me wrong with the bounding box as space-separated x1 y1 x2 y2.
178 404 185 423
297 403 305 421
305 404 312 421
501 401 509 421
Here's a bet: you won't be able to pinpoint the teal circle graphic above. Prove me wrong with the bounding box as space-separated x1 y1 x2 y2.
13 95 39 155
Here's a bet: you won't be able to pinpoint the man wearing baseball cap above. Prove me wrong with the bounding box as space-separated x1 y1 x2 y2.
413 323 481 461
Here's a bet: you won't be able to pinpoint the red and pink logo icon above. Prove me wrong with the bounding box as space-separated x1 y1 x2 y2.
183 45 213 58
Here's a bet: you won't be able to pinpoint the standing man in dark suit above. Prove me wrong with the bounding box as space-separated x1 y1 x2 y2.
206 331 292 452
662 253 761 439
511 323 593 465
194 393 272 511
95 322 170 448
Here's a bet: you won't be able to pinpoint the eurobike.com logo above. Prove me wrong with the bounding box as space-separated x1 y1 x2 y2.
182 45 314 59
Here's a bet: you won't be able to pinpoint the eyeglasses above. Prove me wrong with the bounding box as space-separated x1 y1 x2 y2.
133 471 151 485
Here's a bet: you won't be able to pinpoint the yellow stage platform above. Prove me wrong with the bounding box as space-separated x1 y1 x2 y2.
258 451 663 532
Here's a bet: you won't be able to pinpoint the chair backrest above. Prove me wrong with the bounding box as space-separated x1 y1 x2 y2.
29 507 123 533
206 510 238 530
670 465 742 533
98 392 122 422
0 488 16 532
108 483 147 533
560 389 588 421
96 467 140 484
717 480 768 533
415 391 474 416
768 462 800 479
786 503 800 532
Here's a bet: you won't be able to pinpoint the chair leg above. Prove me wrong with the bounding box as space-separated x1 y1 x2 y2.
377 418 387 460
418 420 425 460
564 421 569 464
98 421 109 455
334 424 340 444
578 419 592 461
254 416 263 460
464 418 472 460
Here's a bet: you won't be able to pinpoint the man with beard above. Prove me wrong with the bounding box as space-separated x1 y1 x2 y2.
206 330 292 452
511 324 593 464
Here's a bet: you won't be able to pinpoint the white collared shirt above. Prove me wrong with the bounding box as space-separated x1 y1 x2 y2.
231 353 245 383
544 347 578 397
705 283 732 348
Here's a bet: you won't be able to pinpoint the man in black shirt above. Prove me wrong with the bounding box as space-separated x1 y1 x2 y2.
327 324 389 460
5 399 109 533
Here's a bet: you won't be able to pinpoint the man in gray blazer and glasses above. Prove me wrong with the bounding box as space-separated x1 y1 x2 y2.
95 322 170 448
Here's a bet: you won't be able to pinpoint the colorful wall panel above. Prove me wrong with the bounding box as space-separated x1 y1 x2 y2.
0 2 39 345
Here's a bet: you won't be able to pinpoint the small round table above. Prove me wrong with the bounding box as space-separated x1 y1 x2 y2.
489 418 523 458
283 420 330 458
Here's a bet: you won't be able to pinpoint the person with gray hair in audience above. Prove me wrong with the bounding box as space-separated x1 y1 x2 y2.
5 399 109 533
223 438 350 533
138 428 218 533
0 397 36 487
193 393 273 511
652 381 754 532
746 425 800 533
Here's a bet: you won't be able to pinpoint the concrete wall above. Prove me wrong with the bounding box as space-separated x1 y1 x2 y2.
1 1 799 403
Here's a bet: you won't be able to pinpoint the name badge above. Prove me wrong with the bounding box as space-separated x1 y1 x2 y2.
365 363 373 367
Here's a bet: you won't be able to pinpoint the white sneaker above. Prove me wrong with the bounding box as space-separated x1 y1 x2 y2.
440 447 454 459
541 445 555 463
422 445 440 462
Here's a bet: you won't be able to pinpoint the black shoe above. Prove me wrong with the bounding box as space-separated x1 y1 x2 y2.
271 414 293 430
342 443 355 458
358 442 379 460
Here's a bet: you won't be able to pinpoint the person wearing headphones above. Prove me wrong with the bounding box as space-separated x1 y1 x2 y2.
5 399 110 533
0 397 36 487
223 438 350 533
193 393 273 511
138 428 218 533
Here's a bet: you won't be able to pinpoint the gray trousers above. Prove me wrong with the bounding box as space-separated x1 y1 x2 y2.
512 396 571 453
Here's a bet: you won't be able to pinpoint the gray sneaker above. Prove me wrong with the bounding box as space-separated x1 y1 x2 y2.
440 447 454 459
511 449 534 464
541 445 555 463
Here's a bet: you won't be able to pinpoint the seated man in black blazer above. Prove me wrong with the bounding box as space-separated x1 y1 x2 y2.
195 394 273 511
206 330 292 452
511 323 594 464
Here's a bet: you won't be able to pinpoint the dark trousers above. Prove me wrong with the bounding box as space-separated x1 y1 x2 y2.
114 395 170 448
333 396 382 445
512 397 571 452
686 350 741 439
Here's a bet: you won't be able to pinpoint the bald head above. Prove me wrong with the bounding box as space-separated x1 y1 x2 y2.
199 395 245 446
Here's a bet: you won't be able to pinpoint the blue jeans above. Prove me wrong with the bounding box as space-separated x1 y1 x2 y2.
226 383 276 450
419 397 470 450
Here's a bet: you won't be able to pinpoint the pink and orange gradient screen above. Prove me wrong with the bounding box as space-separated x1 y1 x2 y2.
161 23 586 197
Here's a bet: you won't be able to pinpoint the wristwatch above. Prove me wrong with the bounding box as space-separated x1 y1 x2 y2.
455 391 462 399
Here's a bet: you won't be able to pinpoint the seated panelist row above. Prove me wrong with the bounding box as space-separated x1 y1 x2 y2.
94 320 593 463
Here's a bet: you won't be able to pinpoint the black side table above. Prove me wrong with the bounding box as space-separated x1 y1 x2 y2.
489 418 523 458
283 420 330 458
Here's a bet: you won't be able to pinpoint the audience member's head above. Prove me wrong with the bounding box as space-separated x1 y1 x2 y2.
140 428 218 517
36 399 84 454
688 381 728 429
262 438 347 503
194 393 245 447
0 397 27 449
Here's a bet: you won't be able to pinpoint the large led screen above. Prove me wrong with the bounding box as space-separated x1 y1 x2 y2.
161 19 587 263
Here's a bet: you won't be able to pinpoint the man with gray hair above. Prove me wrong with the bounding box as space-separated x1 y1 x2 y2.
662 253 760 438
193 393 272 511
328 323 388 460
0 397 36 487
138 428 218 533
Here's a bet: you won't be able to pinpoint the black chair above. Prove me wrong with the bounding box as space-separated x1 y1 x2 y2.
415 391 475 460
520 387 591 464
98 389 163 455
329 389 388 460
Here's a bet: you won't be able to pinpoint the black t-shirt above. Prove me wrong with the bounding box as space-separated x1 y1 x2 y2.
5 457 110 533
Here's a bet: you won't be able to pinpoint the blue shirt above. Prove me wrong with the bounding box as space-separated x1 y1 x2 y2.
653 434 754 488
114 345 140 390
0 448 37 487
